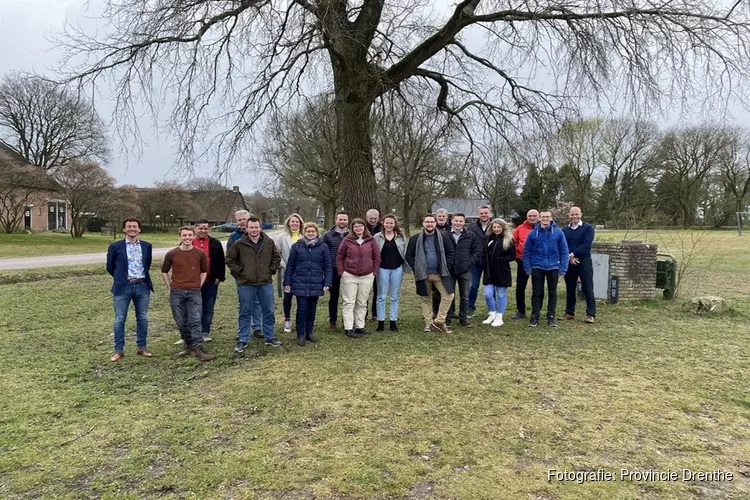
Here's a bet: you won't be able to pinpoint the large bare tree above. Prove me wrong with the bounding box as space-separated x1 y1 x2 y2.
55 160 116 237
0 73 109 173
651 126 733 227
372 98 456 231
264 96 342 226
58 0 750 217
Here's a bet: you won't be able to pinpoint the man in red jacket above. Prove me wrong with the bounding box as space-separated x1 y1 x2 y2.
511 209 539 319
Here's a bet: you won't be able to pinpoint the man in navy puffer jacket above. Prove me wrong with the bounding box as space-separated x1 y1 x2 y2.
523 210 569 328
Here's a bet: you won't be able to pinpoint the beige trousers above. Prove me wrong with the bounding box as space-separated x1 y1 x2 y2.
421 274 454 325
341 272 375 330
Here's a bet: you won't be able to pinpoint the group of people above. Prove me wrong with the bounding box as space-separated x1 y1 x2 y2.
105 205 597 361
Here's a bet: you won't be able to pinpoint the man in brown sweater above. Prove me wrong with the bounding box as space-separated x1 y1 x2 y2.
162 226 215 361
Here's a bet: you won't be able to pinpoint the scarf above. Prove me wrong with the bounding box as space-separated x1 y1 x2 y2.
414 230 450 282
304 237 319 247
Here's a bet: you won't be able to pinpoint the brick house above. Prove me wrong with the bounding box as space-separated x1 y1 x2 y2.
0 141 71 232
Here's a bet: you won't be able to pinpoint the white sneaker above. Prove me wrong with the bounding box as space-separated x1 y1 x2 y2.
283 321 292 333
173 339 185 345
482 312 496 325
491 314 504 327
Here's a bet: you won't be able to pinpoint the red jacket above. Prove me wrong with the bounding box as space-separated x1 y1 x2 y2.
513 220 534 260
336 237 380 276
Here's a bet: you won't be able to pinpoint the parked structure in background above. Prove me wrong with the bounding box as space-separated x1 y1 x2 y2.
431 198 492 224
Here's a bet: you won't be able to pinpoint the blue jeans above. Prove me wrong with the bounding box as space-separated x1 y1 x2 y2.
484 285 508 313
295 295 319 338
469 264 483 311
376 267 404 321
237 284 276 343
113 283 150 353
200 282 219 334
170 288 203 348
235 284 261 332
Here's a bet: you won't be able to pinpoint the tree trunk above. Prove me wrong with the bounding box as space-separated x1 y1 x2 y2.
334 87 380 220
323 199 336 230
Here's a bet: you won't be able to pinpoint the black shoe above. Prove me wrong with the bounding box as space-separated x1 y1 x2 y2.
345 330 361 338
234 341 248 353
390 321 398 332
297 336 305 346
529 317 539 327
445 320 452 328
548 318 558 327
511 312 527 320
376 321 385 332
265 338 282 347
355 328 369 335
305 333 317 343
459 319 472 328
252 330 263 339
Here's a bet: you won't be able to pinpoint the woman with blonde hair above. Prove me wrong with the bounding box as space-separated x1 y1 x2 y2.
482 218 516 327
276 213 304 333
284 222 332 346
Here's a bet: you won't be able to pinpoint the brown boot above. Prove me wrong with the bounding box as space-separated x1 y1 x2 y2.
192 347 216 361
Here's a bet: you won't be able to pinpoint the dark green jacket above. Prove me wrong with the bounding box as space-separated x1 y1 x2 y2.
226 232 281 286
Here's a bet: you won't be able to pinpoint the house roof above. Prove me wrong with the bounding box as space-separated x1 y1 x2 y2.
129 186 249 223
431 198 490 216
0 140 63 192
186 189 249 222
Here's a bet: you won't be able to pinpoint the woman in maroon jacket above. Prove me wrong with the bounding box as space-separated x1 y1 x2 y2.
336 218 380 338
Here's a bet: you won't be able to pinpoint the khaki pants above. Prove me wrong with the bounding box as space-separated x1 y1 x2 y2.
421 274 454 325
341 272 375 330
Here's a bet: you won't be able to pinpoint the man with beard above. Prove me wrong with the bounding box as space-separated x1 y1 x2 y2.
406 214 455 333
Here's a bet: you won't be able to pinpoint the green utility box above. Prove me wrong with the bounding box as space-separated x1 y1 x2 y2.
656 253 678 300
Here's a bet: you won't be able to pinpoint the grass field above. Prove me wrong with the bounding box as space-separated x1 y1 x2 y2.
0 231 234 258
1 231 748 499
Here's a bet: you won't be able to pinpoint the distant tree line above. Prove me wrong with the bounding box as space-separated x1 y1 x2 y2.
267 99 750 229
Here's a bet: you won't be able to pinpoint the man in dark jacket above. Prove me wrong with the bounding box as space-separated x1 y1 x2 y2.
561 206 597 323
467 205 493 316
444 213 483 327
321 211 349 329
226 209 262 337
435 208 451 232
406 214 456 333
192 219 226 343
226 217 282 352
523 210 569 328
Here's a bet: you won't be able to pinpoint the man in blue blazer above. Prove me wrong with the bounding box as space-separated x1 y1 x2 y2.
106 218 154 361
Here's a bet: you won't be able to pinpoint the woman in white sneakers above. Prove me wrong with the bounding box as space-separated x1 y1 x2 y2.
276 213 304 333
482 218 516 327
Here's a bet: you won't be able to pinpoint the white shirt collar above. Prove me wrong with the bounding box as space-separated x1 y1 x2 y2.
569 221 582 229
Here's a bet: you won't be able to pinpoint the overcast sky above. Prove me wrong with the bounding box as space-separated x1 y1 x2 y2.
2 0 750 193
0 0 267 192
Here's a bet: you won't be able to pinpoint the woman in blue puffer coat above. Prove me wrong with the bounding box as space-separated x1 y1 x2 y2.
284 222 333 346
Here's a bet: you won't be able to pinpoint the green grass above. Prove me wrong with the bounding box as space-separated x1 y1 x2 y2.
0 231 236 258
1 231 749 499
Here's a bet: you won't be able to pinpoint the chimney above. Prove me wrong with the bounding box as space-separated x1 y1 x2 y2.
232 186 240 193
